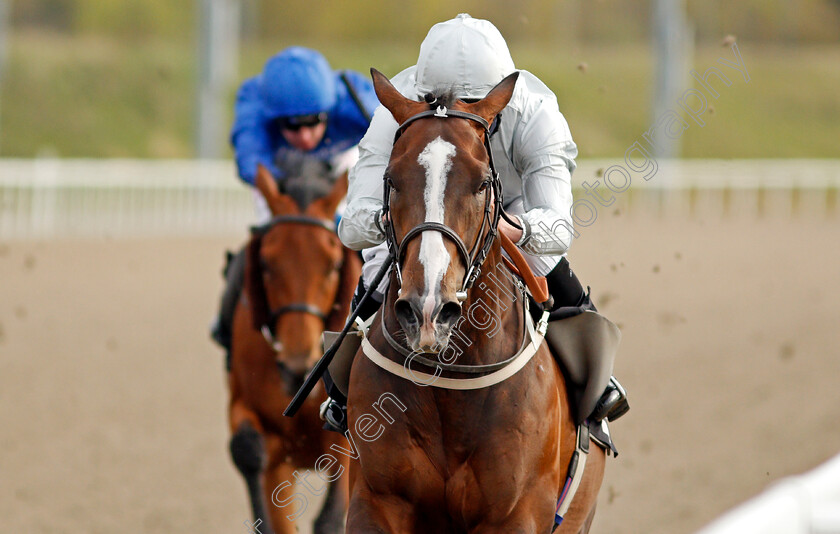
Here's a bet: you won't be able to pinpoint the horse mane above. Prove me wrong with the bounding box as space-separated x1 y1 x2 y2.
273 149 336 210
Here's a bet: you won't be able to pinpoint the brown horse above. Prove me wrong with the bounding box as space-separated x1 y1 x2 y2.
344 71 605 533
228 166 361 534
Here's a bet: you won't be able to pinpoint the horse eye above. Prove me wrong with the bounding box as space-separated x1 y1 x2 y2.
260 260 273 279
476 180 490 193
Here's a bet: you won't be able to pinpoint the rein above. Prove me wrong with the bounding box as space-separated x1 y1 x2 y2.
250 214 338 352
382 105 502 301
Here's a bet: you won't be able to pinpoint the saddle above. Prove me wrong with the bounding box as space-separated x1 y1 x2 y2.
542 307 621 455
501 231 623 442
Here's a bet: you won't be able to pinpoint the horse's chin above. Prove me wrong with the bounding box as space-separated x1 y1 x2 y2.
406 329 453 355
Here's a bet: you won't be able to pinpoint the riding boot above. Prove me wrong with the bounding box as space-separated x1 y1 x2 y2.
211 247 246 370
320 277 383 434
543 258 629 425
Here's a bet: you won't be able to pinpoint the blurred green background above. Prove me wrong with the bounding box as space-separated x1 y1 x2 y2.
3 0 839 159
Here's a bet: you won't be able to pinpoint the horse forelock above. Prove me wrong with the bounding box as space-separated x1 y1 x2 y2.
281 173 334 211
272 150 335 211
422 87 461 109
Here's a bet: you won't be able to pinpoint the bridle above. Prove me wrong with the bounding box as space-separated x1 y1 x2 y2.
382 104 508 302
250 214 339 352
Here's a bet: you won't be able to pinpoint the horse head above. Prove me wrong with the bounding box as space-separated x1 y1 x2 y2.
371 68 518 353
245 165 355 393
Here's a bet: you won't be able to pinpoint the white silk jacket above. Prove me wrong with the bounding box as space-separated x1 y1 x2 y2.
338 14 578 260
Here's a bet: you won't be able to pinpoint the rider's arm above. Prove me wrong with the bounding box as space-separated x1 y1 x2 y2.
338 67 416 251
230 78 281 185
337 104 398 250
510 82 578 256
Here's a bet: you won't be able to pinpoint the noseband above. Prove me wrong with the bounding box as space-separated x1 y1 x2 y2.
250 214 338 351
382 105 503 301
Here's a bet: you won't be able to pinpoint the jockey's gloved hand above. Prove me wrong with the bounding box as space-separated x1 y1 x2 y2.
351 278 383 322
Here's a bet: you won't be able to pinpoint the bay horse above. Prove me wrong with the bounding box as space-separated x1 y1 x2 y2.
228 166 361 534
344 71 605 533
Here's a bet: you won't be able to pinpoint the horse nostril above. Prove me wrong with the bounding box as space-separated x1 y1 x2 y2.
436 301 462 329
394 299 420 328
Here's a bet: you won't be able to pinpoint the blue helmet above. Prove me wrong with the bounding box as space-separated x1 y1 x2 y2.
258 47 337 119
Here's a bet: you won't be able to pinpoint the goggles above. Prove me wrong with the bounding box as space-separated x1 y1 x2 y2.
278 112 328 131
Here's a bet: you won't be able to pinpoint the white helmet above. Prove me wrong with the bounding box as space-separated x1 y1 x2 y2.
415 14 516 100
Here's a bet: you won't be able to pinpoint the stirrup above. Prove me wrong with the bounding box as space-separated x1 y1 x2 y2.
319 398 348 434
590 376 629 422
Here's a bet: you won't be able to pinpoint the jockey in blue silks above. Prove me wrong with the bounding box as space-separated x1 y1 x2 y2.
230 46 378 222
212 46 378 362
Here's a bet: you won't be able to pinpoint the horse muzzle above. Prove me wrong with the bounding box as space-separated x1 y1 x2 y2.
394 295 462 353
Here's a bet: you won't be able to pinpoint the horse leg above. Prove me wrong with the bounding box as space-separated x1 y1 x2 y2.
466 498 554 534
228 394 271 531
313 476 348 534
577 504 598 534
346 481 416 533
229 419 270 531
261 460 301 534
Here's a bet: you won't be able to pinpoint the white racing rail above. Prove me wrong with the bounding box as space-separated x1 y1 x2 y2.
0 159 838 239
697 453 840 534
0 159 251 239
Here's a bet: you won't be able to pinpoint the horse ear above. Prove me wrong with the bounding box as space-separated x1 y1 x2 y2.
310 171 348 219
370 68 424 125
255 164 298 215
464 71 520 125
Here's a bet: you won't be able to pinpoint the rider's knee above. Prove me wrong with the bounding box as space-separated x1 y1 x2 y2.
545 257 590 309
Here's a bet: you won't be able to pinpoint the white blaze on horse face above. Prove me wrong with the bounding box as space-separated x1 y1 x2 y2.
417 136 456 334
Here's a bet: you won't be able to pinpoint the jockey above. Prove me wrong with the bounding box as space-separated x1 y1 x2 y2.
211 46 378 363
321 14 628 434
231 46 378 223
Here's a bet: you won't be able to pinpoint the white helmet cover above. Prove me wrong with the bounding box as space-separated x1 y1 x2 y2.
415 13 516 100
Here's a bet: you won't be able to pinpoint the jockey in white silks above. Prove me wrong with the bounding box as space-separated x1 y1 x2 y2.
322 14 628 439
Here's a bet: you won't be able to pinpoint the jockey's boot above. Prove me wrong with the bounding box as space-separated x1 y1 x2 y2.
543 258 629 425
320 278 382 434
590 376 629 422
210 248 246 370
